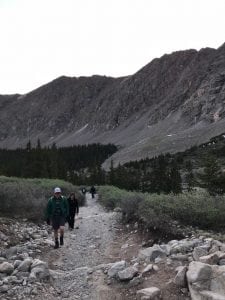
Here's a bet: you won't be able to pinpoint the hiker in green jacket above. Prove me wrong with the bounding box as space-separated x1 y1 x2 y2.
46 187 69 249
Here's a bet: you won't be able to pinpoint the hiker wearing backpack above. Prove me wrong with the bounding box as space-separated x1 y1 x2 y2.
67 192 79 230
46 187 69 249
90 186 96 199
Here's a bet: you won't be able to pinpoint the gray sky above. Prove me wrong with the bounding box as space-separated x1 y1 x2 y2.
0 0 225 94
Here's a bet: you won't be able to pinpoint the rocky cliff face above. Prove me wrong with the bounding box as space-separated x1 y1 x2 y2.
1 43 225 167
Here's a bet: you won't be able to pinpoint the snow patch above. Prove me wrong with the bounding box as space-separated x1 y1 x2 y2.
76 124 89 134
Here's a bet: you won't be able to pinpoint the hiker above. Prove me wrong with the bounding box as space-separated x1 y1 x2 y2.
81 187 86 195
46 187 69 249
90 185 96 199
67 192 79 230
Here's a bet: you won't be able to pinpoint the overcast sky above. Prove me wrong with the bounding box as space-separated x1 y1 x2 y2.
0 0 225 94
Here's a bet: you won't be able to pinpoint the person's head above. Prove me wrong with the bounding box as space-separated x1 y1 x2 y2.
54 187 61 198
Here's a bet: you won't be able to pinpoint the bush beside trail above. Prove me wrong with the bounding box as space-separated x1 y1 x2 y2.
98 186 225 233
0 176 85 221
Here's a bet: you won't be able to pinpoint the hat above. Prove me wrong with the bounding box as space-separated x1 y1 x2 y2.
54 187 61 193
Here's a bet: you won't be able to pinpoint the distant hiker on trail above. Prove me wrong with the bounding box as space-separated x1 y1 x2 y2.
90 186 96 199
46 187 69 249
67 192 79 230
81 187 86 195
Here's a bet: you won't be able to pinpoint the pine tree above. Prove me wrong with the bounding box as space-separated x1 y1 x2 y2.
109 160 115 185
185 160 195 191
198 155 222 195
169 161 182 194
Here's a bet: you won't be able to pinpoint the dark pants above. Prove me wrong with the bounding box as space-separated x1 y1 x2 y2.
68 214 75 229
52 216 66 230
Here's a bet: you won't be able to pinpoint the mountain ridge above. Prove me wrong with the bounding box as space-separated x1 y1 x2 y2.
0 43 225 167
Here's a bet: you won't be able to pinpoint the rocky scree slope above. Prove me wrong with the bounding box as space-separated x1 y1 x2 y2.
0 43 225 166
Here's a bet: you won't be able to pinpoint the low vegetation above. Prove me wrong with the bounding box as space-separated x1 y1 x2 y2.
98 186 225 234
0 176 85 221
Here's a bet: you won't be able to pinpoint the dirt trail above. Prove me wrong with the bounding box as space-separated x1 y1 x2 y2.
40 193 122 300
36 195 189 300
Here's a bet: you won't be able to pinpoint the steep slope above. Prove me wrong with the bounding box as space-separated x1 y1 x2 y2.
0 43 225 167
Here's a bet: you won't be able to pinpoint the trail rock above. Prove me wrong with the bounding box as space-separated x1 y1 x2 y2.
187 261 225 299
117 266 138 281
137 287 161 300
142 264 153 274
174 266 187 287
193 246 208 261
108 261 127 278
199 252 220 265
138 244 167 262
200 290 225 300
5 246 18 259
0 262 14 275
17 258 33 272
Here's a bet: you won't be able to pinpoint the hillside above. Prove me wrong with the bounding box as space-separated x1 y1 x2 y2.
0 43 225 167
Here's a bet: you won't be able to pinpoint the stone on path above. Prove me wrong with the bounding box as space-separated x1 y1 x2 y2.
136 287 161 300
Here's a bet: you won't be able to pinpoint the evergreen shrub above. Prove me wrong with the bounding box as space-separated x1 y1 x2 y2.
120 193 144 221
0 176 84 221
98 185 131 210
98 185 225 231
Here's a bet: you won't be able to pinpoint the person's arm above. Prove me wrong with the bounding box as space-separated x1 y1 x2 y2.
76 199 79 214
45 199 52 224
64 197 69 217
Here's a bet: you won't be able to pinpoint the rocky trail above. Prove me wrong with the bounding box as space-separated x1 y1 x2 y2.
40 193 121 299
1 194 225 299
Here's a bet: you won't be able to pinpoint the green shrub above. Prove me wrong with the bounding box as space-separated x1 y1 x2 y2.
120 193 144 221
98 185 225 232
97 185 131 210
0 176 84 221
138 196 173 233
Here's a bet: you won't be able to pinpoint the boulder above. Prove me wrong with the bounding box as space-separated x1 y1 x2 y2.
17 258 33 272
187 262 225 300
137 287 161 300
138 245 167 262
0 262 14 275
193 246 208 261
117 266 138 281
174 266 187 287
108 261 127 278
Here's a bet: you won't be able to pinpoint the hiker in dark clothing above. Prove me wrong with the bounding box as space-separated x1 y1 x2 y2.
90 186 96 199
46 187 69 249
81 187 86 195
67 193 79 230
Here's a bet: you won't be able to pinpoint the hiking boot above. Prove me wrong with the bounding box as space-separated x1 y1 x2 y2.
54 239 59 249
60 235 64 246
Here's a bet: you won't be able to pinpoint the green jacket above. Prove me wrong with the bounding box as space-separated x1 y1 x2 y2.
46 195 69 219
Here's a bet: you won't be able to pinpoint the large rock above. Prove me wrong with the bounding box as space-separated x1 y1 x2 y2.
0 262 14 275
198 252 224 265
138 245 167 262
29 259 50 282
187 262 225 299
193 246 208 261
117 266 138 281
174 266 187 287
136 287 161 300
17 258 33 272
108 261 127 278
200 290 225 300
170 239 201 255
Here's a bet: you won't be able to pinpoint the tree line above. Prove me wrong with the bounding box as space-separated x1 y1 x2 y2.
0 140 117 184
0 139 225 195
